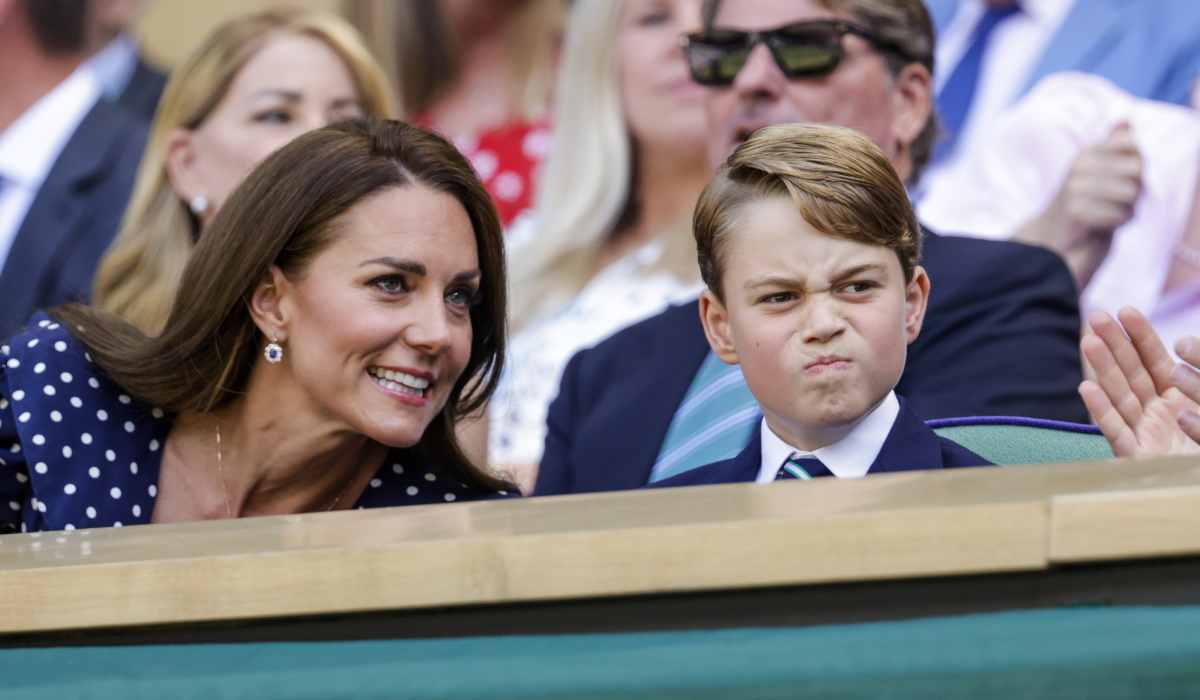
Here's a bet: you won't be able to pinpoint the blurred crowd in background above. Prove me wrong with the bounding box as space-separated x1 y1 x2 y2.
3 0 1200 491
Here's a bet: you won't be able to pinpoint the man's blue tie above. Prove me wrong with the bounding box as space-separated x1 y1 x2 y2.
776 455 832 480
649 352 760 482
933 2 1021 163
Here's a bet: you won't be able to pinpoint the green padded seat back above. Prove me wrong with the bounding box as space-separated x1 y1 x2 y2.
929 417 1113 466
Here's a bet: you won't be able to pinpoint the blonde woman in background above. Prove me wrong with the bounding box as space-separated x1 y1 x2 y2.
487 0 710 490
92 9 396 334
346 0 566 226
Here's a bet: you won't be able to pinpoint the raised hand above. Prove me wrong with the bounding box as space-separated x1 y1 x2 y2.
1078 307 1200 458
1016 121 1143 288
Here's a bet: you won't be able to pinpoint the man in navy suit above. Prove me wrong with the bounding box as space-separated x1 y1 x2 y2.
0 0 149 339
534 0 1080 496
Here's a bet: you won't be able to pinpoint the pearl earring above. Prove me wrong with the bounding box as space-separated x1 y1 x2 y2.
264 337 283 364
189 196 208 216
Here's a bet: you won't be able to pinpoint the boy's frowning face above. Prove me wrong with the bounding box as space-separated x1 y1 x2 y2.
699 195 928 451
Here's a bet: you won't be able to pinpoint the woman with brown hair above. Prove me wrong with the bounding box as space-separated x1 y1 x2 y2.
0 116 511 533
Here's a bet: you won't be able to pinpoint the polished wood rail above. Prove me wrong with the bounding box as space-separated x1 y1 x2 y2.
2 456 1200 638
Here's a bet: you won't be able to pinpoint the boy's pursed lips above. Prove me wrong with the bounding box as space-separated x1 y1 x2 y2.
803 355 853 374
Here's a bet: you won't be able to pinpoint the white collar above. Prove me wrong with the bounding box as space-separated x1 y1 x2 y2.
756 391 901 483
0 66 101 189
85 33 140 101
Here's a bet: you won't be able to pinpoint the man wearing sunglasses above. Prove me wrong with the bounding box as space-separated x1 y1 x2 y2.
533 0 1085 496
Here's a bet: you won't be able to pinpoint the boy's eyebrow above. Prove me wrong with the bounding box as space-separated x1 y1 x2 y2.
742 262 889 291
829 262 889 283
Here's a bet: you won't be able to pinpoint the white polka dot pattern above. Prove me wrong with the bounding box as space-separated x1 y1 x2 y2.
0 312 510 533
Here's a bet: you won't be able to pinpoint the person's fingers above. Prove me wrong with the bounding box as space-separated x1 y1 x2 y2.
1081 327 1148 431
1174 335 1200 369
1177 409 1200 446
1170 361 1200 406
1079 379 1138 457
1087 310 1159 409
1118 306 1177 395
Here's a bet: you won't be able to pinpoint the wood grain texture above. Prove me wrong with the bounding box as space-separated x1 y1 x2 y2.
2 456 1200 634
1050 484 1200 561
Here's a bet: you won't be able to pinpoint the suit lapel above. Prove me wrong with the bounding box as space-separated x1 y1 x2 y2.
625 300 712 477
726 432 763 483
869 399 946 474
0 100 108 306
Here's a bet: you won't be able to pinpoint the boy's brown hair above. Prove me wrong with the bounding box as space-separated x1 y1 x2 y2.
693 123 922 301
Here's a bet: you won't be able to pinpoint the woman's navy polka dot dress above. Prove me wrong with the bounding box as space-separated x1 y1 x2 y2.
1 313 505 534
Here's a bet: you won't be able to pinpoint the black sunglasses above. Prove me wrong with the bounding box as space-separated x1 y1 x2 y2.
681 19 896 87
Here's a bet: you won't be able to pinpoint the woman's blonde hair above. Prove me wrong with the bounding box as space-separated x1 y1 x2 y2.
91 8 397 335
508 0 700 331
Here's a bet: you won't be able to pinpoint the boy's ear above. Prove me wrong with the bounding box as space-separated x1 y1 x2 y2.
248 265 292 343
904 266 930 344
699 288 740 365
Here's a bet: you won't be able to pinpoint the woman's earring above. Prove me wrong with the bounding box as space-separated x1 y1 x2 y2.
189 196 208 216
264 337 284 364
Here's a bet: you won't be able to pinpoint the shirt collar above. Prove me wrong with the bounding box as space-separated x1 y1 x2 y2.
86 33 140 102
0 66 102 190
756 391 901 483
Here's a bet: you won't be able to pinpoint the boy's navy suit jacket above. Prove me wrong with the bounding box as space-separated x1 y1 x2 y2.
645 397 992 488
536 230 1078 496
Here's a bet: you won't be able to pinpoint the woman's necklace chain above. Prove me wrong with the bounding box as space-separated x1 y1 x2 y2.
215 425 354 519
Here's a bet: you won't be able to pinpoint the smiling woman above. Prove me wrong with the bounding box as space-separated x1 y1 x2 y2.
0 116 512 533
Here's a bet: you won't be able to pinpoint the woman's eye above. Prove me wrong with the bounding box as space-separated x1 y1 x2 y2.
446 288 478 307
372 276 406 294
636 10 670 26
254 110 292 124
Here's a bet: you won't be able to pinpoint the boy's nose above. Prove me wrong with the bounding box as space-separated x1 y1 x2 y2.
802 298 847 343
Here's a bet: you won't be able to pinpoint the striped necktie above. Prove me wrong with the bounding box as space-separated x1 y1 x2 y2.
776 456 832 480
649 351 760 483
933 2 1021 163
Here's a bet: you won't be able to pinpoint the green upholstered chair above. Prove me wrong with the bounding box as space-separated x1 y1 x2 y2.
928 417 1113 466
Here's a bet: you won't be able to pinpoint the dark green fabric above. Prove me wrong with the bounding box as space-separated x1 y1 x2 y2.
4 606 1200 698
932 424 1114 465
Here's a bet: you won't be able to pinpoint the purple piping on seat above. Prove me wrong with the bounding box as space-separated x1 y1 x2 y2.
925 416 1102 435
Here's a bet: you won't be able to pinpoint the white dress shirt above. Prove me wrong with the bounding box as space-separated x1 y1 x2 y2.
756 391 901 483
918 0 1076 205
0 66 102 273
918 72 1200 357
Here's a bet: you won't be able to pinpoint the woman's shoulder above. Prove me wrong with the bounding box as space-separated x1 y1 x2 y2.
2 312 170 531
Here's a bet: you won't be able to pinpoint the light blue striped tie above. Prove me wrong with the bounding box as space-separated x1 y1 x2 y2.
648 351 760 482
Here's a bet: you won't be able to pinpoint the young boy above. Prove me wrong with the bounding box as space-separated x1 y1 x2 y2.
650 123 991 487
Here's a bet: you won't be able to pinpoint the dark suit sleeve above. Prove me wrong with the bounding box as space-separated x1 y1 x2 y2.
901 233 1088 423
534 301 711 496
536 349 589 496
